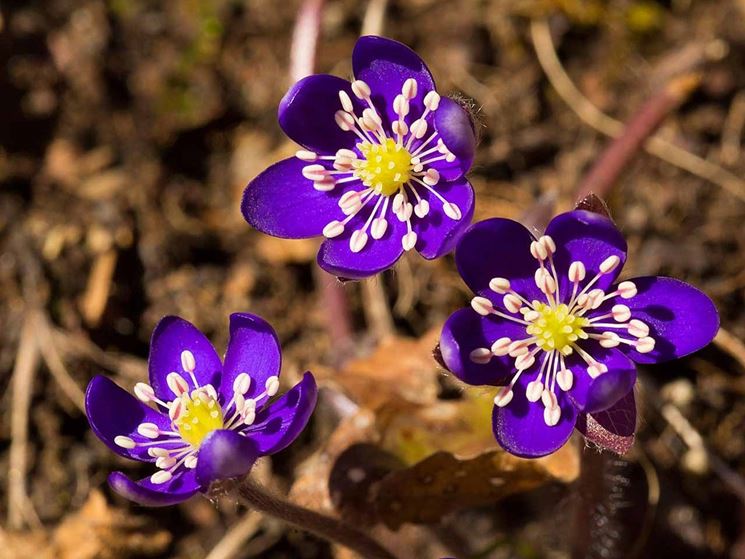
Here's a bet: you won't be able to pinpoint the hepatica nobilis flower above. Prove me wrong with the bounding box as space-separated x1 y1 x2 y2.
242 35 477 279
440 210 718 458
85 313 317 506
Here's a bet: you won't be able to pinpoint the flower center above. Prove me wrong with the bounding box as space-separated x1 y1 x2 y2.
173 388 224 447
354 138 412 196
526 302 588 354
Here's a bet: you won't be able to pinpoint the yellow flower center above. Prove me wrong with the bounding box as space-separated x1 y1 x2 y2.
174 389 224 447
354 138 412 196
526 303 589 354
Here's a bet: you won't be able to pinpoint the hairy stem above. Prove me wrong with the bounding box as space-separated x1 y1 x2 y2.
237 478 399 559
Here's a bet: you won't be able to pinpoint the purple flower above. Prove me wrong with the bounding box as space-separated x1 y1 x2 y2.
86 313 317 506
439 211 719 458
242 36 477 280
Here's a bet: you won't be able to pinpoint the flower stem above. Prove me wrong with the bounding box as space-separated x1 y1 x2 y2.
289 0 356 359
237 478 399 559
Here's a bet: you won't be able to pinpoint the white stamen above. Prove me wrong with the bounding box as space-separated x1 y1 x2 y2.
371 217 388 239
494 387 514 407
167 372 189 396
636 337 656 353
295 150 317 162
503 294 522 314
392 120 409 137
339 90 354 112
313 178 336 192
599 255 621 274
423 91 441 111
618 281 637 299
402 231 418 251
471 296 494 316
180 350 196 373
489 278 511 294
115 436 136 449
611 304 631 322
137 423 160 439
628 319 649 338
334 110 356 131
351 80 371 99
184 456 198 469
587 362 608 378
156 456 177 469
515 352 536 370
530 240 548 261
443 202 462 220
544 405 561 427
538 235 556 255
402 78 417 99
526 380 544 402
469 348 492 364
393 94 409 117
323 220 345 239
134 382 155 403
302 164 327 181
598 331 620 348
349 230 369 253
557 369 574 391
414 199 430 218
569 261 586 283
265 376 280 397
148 448 170 458
150 470 173 484
491 337 512 356
422 168 439 186
541 389 558 409
410 119 428 139
233 373 251 395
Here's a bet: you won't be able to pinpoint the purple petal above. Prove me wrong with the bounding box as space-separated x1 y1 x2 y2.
352 35 435 127
576 391 636 454
108 470 200 507
414 178 474 259
439 308 525 387
316 206 406 279
221 313 282 405
195 429 259 487
148 316 222 404
619 276 719 363
455 218 543 305
244 372 317 455
278 74 360 154
567 344 637 413
544 210 627 301
492 374 577 458
85 375 171 462
431 97 476 181
242 157 359 239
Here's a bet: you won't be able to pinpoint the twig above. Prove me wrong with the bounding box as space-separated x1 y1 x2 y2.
289 0 326 83
361 0 389 36
36 314 86 413
714 328 745 372
7 311 42 530
237 478 399 559
530 18 745 203
80 249 117 327
204 510 263 559
361 279 395 340
576 74 701 200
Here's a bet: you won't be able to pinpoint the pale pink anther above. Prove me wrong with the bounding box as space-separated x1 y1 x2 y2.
515 352 536 370
627 319 649 338
137 422 160 439
180 350 196 373
443 202 462 220
402 231 418 251
587 362 608 378
295 150 317 161
489 277 511 294
469 347 492 364
302 164 327 181
599 255 621 274
410 119 428 139
114 436 135 449
541 389 557 409
471 296 494 316
503 294 522 314
338 90 354 113
233 373 251 395
392 121 409 136
491 337 512 356
611 304 631 322
557 369 574 391
151 471 173 485
544 405 561 427
568 261 586 283
494 387 514 407
598 331 620 348
530 240 548 261
349 230 369 253
351 80 371 99
526 380 544 402
635 337 656 353
414 199 430 218
393 94 409 117
617 281 637 299
134 382 155 403
371 217 388 239
423 168 439 186
423 91 441 111
538 235 556 255
313 178 336 192
402 78 417 100
334 110 356 131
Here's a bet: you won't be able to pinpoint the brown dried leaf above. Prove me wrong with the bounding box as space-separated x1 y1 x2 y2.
373 444 580 530
575 193 613 221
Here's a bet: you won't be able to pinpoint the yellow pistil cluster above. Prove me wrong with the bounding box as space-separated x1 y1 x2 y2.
526 303 588 354
354 138 412 196
174 390 224 447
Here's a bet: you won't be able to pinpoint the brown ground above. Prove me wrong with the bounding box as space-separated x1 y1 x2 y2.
2 0 745 557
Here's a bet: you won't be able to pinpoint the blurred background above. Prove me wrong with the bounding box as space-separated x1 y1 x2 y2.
2 0 745 557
